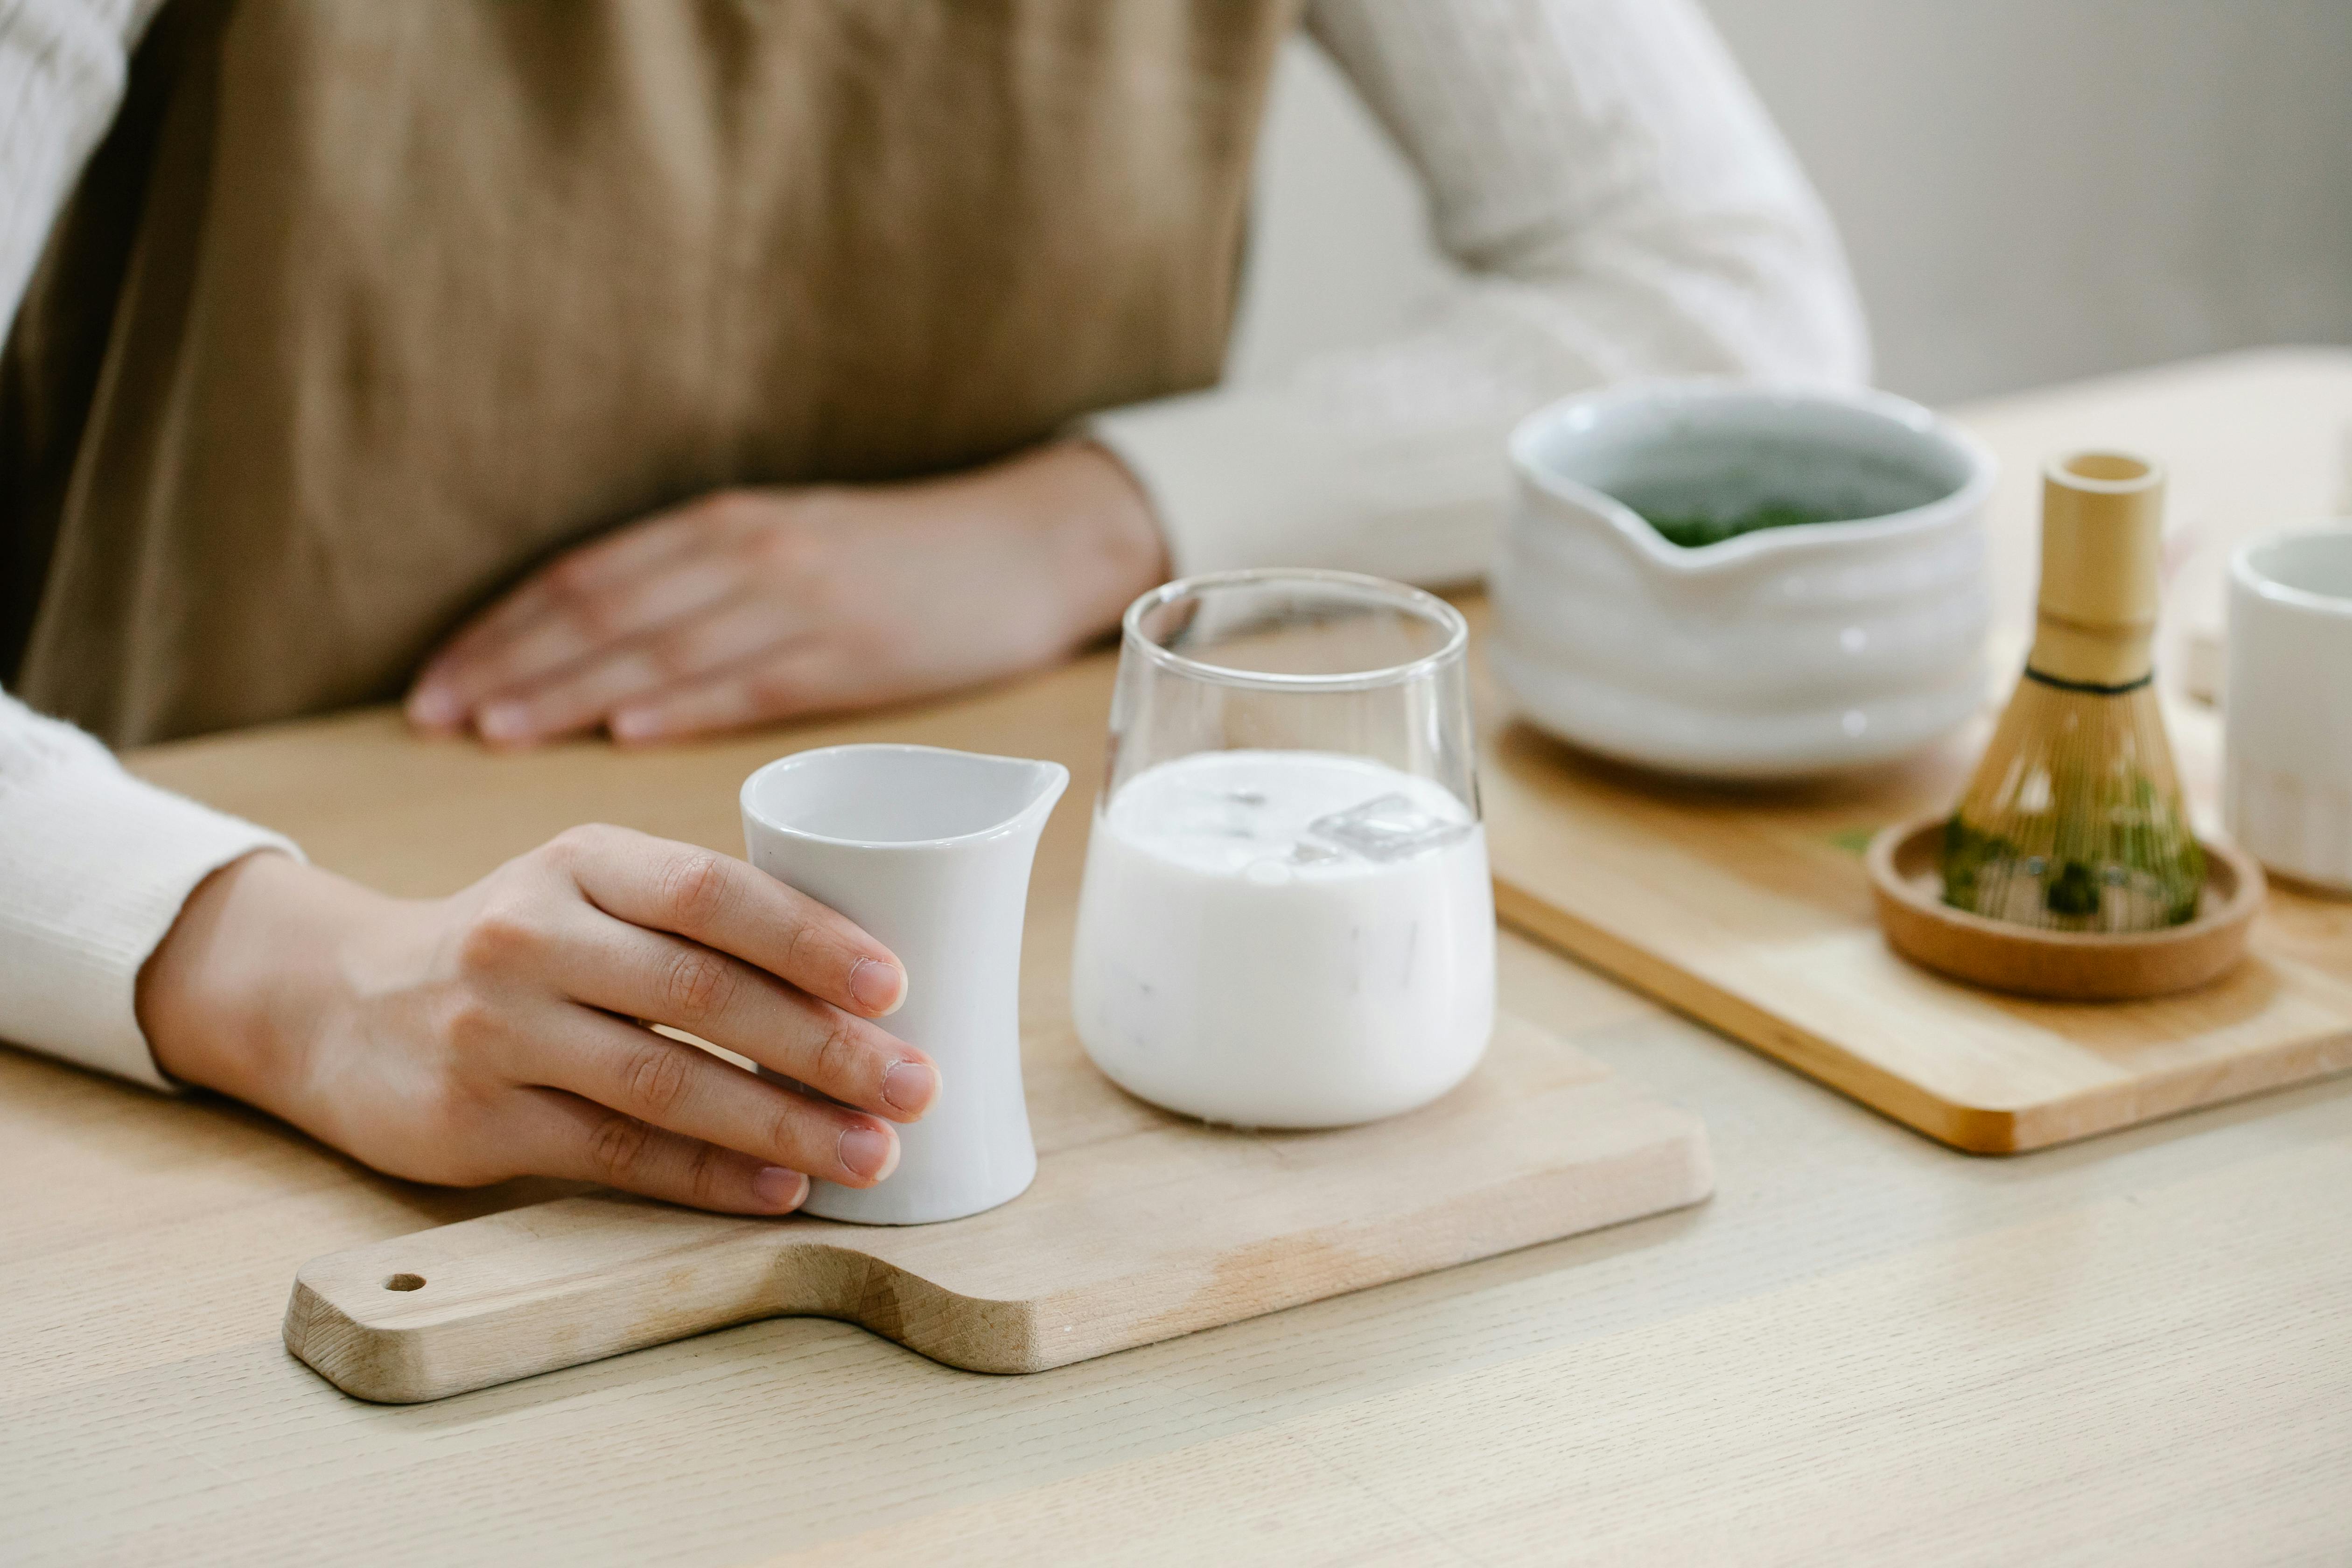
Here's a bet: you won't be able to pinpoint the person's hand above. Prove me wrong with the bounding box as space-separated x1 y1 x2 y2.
137 828 938 1214
405 439 1167 747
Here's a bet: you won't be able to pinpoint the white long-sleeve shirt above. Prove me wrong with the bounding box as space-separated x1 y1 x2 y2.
0 0 1866 1089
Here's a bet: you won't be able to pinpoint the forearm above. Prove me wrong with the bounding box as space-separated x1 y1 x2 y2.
1092 0 1868 585
1304 0 1866 383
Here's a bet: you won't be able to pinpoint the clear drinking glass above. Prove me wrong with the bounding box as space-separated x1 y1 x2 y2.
1070 569 1495 1128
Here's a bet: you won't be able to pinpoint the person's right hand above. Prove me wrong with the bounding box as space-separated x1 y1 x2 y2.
136 826 938 1214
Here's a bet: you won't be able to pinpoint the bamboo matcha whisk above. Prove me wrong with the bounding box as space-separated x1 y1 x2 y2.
1943 452 2204 932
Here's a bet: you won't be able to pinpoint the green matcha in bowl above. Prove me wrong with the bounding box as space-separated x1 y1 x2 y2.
1489 379 1998 780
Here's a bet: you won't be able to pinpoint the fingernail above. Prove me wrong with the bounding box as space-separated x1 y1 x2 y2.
752 1165 808 1211
849 957 905 1015
838 1125 897 1182
610 707 661 743
478 702 532 742
407 685 461 729
881 1059 938 1115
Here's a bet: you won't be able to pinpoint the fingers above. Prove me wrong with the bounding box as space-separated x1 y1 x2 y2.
546 907 937 1121
516 1006 905 1186
413 562 735 738
466 566 745 743
406 509 727 733
609 646 848 745
515 1086 813 1216
474 647 671 746
473 597 805 748
554 824 907 1017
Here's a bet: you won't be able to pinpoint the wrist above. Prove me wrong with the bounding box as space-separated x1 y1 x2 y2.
137 851 363 1112
1031 439 1169 643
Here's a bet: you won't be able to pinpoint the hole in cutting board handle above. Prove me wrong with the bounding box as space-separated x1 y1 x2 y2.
384 1273 426 1292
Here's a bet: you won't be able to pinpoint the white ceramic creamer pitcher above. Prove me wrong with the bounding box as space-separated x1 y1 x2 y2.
741 744 1068 1224
1492 381 1998 780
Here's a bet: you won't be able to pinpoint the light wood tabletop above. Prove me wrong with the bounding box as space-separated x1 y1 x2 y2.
6 349 2350 1566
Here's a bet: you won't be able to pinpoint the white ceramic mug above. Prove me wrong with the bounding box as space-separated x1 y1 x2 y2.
1491 379 1997 780
2225 523 2352 894
741 744 1068 1224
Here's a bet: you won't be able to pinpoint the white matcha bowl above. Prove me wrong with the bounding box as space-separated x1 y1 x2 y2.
1491 380 1998 780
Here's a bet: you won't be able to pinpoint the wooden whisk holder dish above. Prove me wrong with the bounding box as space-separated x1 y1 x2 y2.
1867 813 2267 1001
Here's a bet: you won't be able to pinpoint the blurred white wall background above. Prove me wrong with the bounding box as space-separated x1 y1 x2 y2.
1229 2 2352 406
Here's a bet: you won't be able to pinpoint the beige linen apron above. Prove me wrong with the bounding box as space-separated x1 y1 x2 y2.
0 0 1295 745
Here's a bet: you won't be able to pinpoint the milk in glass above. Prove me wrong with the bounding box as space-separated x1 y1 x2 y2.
1071 749 1494 1127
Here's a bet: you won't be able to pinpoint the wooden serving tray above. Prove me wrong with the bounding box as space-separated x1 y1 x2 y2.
1480 689 2352 1154
285 1015 1711 1402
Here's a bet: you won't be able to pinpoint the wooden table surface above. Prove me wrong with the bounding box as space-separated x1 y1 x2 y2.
7 349 2351 1566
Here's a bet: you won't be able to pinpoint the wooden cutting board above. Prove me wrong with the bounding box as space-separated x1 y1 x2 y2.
285 1014 1711 1402
1480 679 2352 1155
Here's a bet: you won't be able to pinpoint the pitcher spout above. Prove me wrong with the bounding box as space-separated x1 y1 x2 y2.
969 755 1071 846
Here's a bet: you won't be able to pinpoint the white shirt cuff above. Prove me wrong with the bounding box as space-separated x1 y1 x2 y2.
0 756 300 1091
1086 386 1509 588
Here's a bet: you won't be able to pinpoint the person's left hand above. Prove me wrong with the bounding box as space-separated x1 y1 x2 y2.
406 440 1167 747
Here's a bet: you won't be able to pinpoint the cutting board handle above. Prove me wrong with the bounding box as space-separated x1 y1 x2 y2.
282 1196 1010 1402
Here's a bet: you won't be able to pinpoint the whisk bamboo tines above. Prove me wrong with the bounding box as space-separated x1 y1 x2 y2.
1944 451 2204 932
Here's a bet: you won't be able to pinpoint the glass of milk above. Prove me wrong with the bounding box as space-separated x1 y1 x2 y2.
1070 569 1495 1127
